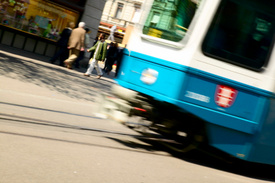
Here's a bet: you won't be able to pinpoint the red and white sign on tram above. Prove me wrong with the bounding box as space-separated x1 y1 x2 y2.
215 85 238 108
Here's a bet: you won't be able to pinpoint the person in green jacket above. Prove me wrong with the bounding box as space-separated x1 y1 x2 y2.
84 33 107 79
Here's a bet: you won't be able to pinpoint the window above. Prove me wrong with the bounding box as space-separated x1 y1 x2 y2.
131 4 141 23
150 12 160 27
202 0 275 70
143 0 201 42
0 0 79 41
115 3 123 19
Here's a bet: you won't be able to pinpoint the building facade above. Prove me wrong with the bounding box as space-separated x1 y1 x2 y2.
0 0 106 57
99 0 144 43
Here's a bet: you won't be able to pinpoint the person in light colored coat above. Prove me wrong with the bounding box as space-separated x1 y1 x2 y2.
64 22 86 69
107 25 116 41
74 28 91 68
84 33 107 79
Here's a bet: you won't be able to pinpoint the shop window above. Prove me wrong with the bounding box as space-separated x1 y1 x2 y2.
0 0 79 41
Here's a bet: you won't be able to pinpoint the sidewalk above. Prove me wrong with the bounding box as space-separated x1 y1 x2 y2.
0 44 117 80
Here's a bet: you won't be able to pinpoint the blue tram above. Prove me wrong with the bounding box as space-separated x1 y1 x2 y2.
112 0 275 165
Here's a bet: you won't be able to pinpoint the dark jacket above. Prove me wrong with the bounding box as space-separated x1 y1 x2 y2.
57 28 72 47
106 45 118 59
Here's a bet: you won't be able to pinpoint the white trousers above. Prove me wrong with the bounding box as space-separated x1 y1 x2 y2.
85 58 103 76
107 34 115 41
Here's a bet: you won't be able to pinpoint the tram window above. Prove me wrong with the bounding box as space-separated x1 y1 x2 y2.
202 0 275 71
142 0 201 42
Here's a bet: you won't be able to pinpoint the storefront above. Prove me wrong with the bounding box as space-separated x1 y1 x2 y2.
0 0 86 57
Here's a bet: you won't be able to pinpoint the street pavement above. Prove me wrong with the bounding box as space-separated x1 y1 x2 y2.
0 44 274 183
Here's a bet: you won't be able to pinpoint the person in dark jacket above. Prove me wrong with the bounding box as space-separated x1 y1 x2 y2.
104 42 118 75
115 45 125 77
49 22 75 66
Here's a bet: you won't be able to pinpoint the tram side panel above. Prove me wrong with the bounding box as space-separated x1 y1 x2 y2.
116 50 275 165
248 99 275 165
178 71 275 165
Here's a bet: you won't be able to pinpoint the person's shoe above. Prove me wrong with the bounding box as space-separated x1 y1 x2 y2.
64 61 72 69
64 60 68 67
97 75 102 79
84 73 90 77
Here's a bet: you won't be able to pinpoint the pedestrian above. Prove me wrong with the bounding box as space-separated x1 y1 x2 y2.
49 22 75 66
64 22 86 69
74 28 91 68
115 45 125 77
104 42 118 75
84 33 107 79
107 25 117 42
89 33 102 59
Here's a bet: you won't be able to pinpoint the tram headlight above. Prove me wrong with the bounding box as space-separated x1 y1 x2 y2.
140 68 158 85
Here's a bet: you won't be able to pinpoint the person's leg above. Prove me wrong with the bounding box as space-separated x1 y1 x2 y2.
84 58 96 76
59 47 68 66
64 49 79 69
75 51 84 68
107 58 115 74
94 59 103 77
50 47 62 63
103 58 110 72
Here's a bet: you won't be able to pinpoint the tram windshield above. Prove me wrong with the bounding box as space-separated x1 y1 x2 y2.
202 0 275 70
142 0 201 42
